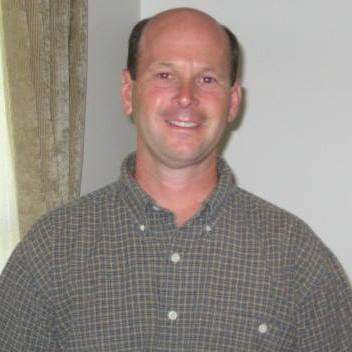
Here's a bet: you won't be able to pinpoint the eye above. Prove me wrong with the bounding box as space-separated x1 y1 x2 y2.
201 76 217 84
156 72 172 80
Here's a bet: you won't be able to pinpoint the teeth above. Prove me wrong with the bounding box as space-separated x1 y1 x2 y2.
168 120 198 128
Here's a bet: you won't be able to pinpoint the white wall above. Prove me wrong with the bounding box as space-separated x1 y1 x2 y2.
81 0 139 195
141 0 352 278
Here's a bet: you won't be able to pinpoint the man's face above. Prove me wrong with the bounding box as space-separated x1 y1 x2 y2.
122 12 241 169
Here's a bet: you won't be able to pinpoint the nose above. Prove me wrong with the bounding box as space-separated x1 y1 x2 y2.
174 80 198 108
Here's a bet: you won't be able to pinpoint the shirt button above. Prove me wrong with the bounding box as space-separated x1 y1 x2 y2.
205 225 212 232
258 323 268 334
139 224 145 231
171 253 180 263
168 310 178 320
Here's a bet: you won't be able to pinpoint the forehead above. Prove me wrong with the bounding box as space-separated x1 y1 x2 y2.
138 11 230 69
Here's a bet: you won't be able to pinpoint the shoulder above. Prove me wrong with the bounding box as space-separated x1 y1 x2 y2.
25 181 123 242
44 180 124 228
228 186 314 244
229 187 350 296
5 182 126 284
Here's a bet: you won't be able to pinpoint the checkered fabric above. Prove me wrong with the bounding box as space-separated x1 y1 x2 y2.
1 153 351 351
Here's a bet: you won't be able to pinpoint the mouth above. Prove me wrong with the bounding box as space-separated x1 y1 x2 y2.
166 120 200 128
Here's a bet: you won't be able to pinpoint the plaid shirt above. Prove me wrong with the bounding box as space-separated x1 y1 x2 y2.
1 153 351 351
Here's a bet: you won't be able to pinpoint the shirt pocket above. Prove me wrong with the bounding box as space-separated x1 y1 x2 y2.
232 313 295 352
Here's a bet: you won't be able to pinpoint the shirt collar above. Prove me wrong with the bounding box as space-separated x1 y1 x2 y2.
118 152 236 225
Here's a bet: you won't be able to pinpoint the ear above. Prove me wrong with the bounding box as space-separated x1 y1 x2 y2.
227 81 242 123
121 69 133 116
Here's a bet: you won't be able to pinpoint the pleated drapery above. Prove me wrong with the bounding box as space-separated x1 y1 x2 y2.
1 0 88 238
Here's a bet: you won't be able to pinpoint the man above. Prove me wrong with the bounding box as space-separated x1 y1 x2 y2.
0 7 351 351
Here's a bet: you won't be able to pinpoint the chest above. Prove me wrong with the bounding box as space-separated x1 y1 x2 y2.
63 220 296 351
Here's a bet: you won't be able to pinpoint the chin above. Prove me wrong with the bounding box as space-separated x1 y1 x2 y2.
158 149 214 170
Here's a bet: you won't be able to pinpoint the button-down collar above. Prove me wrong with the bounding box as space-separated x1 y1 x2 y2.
118 153 236 232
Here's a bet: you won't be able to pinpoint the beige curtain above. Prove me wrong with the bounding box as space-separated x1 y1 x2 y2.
1 0 88 238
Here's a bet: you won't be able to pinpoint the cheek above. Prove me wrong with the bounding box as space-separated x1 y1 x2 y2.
138 87 174 112
201 91 231 115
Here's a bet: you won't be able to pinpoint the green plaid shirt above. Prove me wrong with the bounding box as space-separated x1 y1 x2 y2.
1 153 351 351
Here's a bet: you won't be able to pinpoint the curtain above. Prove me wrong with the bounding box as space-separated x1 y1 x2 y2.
1 0 88 239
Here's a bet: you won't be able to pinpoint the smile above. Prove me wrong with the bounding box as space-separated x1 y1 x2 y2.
167 120 200 128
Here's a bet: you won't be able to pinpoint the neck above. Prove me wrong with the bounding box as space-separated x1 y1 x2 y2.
134 152 218 226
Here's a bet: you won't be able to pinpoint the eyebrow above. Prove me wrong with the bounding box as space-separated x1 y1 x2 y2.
149 62 175 69
150 62 217 72
147 62 228 80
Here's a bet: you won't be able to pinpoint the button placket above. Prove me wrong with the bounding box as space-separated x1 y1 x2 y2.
163 238 184 326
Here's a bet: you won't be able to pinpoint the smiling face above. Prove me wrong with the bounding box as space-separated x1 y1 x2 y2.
122 9 241 170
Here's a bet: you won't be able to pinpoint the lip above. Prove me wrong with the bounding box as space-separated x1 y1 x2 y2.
166 120 201 129
163 111 203 129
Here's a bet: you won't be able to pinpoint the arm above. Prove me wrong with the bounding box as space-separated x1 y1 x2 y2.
0 229 60 351
295 248 352 351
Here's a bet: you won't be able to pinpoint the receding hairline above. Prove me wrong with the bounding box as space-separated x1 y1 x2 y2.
141 7 229 47
147 7 222 25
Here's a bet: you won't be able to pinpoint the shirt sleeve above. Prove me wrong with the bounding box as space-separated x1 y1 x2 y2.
0 234 59 351
295 248 352 351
